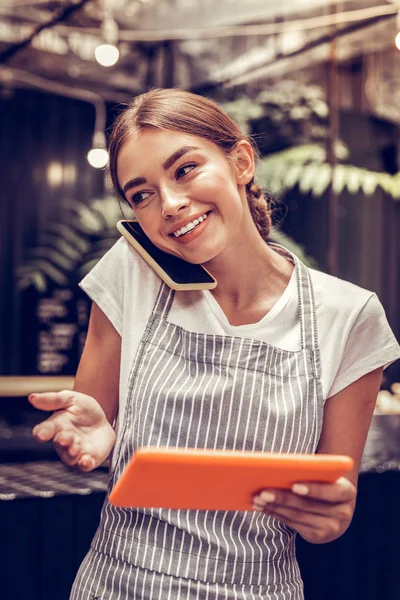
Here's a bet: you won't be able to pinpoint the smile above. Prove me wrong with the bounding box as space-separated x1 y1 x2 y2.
172 212 209 238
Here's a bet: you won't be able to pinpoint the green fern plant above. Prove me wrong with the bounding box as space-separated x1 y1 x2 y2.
258 144 400 200
221 86 400 201
16 197 128 293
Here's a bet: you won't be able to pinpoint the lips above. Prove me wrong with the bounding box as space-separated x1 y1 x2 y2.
168 211 210 237
168 211 211 245
172 212 209 238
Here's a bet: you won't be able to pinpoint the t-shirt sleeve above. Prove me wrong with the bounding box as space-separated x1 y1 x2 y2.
78 238 125 335
327 293 400 398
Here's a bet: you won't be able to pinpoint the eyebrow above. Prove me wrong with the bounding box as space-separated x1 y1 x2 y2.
122 145 200 196
162 145 200 171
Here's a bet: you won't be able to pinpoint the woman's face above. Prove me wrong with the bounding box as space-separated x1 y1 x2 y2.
117 128 254 265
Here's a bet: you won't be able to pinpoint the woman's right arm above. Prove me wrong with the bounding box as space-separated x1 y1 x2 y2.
29 302 121 470
74 301 121 425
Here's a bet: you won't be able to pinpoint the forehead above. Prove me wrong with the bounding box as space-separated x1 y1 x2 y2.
117 128 223 181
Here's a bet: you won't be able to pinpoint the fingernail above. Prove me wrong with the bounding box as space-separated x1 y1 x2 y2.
261 491 276 503
34 428 44 440
292 484 309 495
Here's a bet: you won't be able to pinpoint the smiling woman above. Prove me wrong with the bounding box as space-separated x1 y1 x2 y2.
109 88 273 243
114 126 260 267
28 88 400 600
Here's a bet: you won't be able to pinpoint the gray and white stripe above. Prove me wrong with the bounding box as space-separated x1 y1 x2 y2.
71 247 323 600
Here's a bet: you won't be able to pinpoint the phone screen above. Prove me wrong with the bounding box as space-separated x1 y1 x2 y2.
118 220 216 286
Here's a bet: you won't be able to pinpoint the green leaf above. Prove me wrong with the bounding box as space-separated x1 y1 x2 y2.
261 144 326 166
332 165 347 195
16 271 47 293
16 260 68 286
45 224 91 253
38 234 85 261
310 164 332 197
29 248 76 271
282 164 304 190
345 167 361 194
360 172 378 196
298 165 323 195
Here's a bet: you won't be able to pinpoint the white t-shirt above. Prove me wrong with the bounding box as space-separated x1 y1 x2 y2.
80 238 400 424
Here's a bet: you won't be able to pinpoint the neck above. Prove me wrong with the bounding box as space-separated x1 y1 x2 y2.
204 224 293 312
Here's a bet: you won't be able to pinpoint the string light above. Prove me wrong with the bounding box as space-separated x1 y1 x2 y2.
95 43 119 67
56 4 399 42
87 131 108 168
1 67 109 170
95 8 120 67
396 11 400 51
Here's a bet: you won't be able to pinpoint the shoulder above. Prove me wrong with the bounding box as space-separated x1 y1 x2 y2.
79 238 161 334
83 237 161 288
306 268 400 397
308 268 375 323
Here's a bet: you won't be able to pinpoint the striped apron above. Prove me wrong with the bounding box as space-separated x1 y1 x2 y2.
71 248 324 599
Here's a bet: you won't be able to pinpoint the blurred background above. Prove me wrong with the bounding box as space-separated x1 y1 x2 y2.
1 1 400 599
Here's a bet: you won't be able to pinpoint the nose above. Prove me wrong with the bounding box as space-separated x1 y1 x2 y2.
160 186 190 219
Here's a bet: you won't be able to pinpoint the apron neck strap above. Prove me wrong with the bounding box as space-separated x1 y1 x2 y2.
268 243 319 353
152 282 175 320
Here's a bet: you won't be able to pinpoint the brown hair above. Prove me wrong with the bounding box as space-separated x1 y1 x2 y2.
108 88 272 241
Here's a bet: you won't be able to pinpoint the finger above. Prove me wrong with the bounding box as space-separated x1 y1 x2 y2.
291 477 356 503
53 431 81 458
260 503 322 529
78 454 96 472
264 506 342 543
253 488 355 522
261 505 342 542
252 488 341 518
32 416 60 442
54 445 80 467
32 408 73 442
53 431 82 467
28 390 75 412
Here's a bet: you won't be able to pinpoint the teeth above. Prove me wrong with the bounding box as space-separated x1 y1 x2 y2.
173 213 208 237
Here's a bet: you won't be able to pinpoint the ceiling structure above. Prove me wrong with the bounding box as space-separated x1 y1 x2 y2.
0 0 399 114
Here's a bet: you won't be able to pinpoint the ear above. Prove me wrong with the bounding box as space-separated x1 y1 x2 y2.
230 140 255 185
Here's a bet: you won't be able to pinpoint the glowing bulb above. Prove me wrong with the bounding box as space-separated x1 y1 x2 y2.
87 148 109 168
47 161 63 186
396 31 400 51
95 44 120 67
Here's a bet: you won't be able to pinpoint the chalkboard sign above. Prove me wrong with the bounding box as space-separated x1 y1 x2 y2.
20 284 90 375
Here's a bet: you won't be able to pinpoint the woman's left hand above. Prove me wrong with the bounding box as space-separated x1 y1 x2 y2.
253 477 357 544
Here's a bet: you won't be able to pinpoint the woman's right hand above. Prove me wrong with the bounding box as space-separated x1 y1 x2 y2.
28 390 117 471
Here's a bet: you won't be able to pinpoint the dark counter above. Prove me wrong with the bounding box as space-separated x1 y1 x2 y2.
1 462 399 600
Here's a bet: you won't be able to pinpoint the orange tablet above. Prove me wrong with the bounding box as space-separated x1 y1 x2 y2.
109 447 353 511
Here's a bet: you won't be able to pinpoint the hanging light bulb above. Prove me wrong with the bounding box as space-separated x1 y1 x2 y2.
87 131 109 168
88 147 109 168
396 11 400 51
95 44 120 67
95 11 120 67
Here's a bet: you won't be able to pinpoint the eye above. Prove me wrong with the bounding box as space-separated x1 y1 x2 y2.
176 163 196 179
131 191 151 205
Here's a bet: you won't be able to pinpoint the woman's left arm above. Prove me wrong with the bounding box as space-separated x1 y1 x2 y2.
253 366 383 544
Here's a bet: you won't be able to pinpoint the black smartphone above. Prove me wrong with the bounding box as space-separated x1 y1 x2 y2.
116 220 217 291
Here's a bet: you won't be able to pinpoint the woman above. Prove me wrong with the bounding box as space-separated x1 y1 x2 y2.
29 88 400 599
